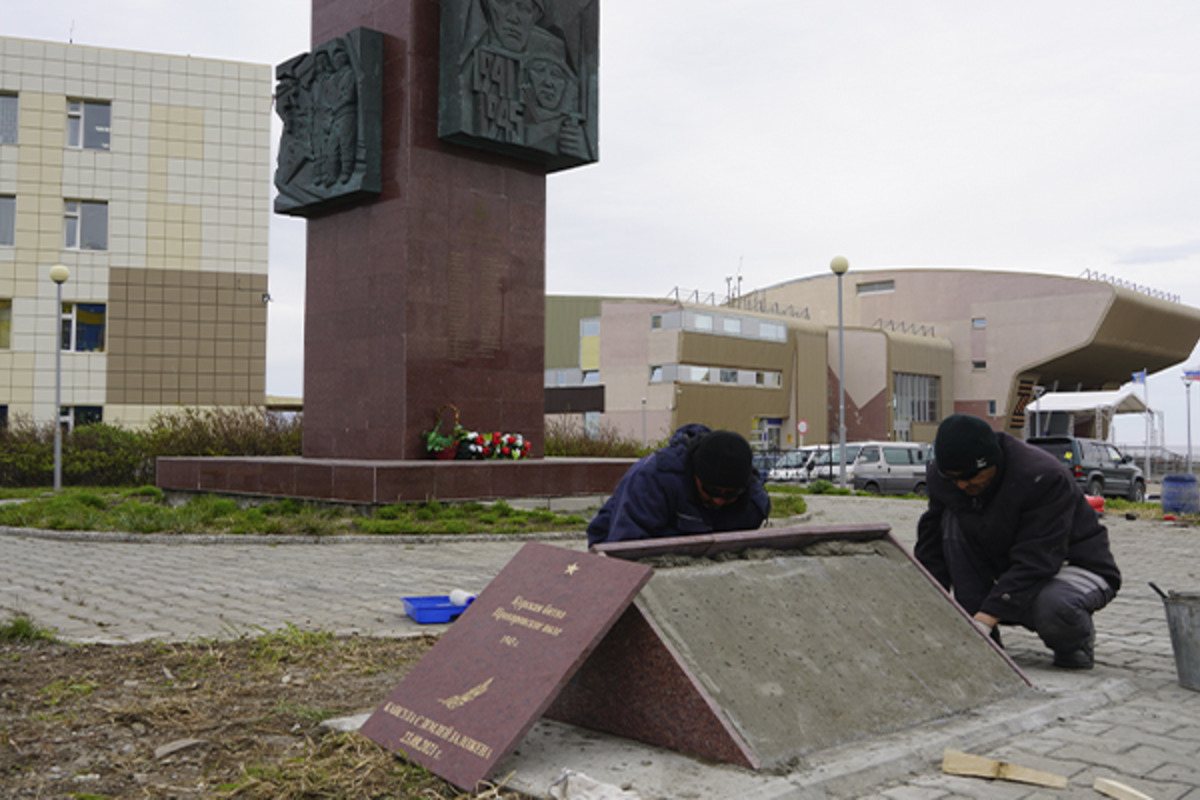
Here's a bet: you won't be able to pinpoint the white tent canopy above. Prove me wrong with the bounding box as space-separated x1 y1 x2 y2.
1029 388 1149 440
1031 388 1148 415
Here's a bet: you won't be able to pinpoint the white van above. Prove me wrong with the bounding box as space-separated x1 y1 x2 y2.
851 442 932 496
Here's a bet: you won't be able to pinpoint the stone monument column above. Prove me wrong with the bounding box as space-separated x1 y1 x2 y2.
302 0 595 460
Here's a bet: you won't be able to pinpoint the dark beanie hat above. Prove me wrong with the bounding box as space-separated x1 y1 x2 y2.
934 414 1002 474
691 431 754 489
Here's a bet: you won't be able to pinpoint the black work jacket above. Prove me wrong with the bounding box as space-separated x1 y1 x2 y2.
915 433 1121 620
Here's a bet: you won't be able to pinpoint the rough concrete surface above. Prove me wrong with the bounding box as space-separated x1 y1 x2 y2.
4 493 1200 799
632 542 1026 769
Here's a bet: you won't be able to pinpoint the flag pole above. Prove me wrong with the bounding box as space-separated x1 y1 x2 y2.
1142 370 1151 481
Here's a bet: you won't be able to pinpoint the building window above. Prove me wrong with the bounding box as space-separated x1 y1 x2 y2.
0 405 7 430
894 372 939 424
988 400 998 416
649 365 664 382
0 299 11 349
650 314 663 330
856 280 895 295
580 318 599 337
0 94 16 144
582 370 599 384
67 100 111 151
759 322 786 341
972 360 987 370
583 411 600 437
719 368 739 384
972 317 987 329
64 201 108 250
756 371 782 388
682 365 710 382
60 302 106 352
0 195 14 246
722 317 742 334
62 405 103 431
692 313 713 331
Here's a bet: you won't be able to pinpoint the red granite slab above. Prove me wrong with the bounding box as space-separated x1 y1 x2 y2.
542 603 758 769
360 543 652 790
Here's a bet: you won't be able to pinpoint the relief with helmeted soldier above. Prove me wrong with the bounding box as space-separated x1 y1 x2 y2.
439 0 599 172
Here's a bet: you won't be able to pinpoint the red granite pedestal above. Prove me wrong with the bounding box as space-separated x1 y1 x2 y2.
156 456 633 505
303 0 546 462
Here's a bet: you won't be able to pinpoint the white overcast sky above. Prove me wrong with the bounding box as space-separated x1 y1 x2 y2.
9 1 1200 451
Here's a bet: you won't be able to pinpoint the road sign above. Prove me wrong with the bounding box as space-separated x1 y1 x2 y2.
797 420 808 434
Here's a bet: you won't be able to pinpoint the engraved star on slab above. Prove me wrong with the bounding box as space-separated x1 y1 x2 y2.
564 563 580 576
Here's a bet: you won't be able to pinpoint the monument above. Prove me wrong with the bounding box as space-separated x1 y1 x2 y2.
300 0 601 462
361 526 1032 790
155 0 620 503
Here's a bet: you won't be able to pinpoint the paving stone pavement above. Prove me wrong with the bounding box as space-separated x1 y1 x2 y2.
3 494 1200 799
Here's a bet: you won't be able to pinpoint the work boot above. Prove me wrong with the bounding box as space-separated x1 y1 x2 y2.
1053 631 1095 670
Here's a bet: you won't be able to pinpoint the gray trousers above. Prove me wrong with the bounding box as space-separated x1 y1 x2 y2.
941 516 1115 654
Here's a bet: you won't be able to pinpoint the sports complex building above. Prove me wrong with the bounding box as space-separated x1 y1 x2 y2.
545 269 1200 450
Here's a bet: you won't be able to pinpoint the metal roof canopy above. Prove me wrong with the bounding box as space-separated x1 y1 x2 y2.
1032 388 1149 415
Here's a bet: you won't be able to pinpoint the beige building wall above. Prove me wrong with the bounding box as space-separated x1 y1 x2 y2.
0 36 271 429
746 268 1200 431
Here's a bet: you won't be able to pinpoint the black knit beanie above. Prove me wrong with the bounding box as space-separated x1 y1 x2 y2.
934 414 1001 474
691 431 754 489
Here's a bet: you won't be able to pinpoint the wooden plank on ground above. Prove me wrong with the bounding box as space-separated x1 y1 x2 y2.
942 749 1068 788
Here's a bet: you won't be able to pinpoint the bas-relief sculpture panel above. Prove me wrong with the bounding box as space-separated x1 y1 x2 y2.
274 27 383 217
439 0 599 173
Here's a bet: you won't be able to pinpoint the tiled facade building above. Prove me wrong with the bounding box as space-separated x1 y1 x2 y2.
0 36 271 430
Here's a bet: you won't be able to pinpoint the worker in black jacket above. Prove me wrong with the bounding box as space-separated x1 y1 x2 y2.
916 414 1121 669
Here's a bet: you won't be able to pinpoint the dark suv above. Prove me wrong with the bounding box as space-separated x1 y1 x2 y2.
1027 436 1146 502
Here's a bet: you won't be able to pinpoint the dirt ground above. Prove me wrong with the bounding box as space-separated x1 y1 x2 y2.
0 631 526 799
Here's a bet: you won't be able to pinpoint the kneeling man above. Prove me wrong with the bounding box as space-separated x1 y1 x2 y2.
916 414 1121 669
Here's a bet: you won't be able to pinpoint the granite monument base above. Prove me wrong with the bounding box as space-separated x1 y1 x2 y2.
155 456 634 505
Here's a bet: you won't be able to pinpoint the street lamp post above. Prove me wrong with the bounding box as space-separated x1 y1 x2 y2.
830 256 849 488
49 265 70 492
641 397 647 447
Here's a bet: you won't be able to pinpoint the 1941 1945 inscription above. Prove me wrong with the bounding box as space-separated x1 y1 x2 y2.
439 0 599 173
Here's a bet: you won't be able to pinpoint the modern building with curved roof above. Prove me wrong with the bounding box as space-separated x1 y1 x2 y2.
739 268 1200 440
546 269 1200 450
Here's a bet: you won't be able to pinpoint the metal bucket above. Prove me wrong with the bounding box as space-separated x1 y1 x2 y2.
1152 583 1200 692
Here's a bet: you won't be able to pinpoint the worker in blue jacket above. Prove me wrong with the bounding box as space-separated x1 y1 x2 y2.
586 424 771 546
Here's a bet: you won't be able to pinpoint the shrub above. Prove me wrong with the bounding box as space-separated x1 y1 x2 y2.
145 407 302 458
64 423 154 485
0 414 54 487
544 416 662 458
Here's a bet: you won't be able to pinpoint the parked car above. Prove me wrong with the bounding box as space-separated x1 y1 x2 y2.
851 442 932 496
766 448 817 482
752 452 784 483
807 444 863 484
1027 436 1146 502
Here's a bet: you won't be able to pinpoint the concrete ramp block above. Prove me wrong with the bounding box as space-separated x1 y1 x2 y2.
547 525 1030 771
